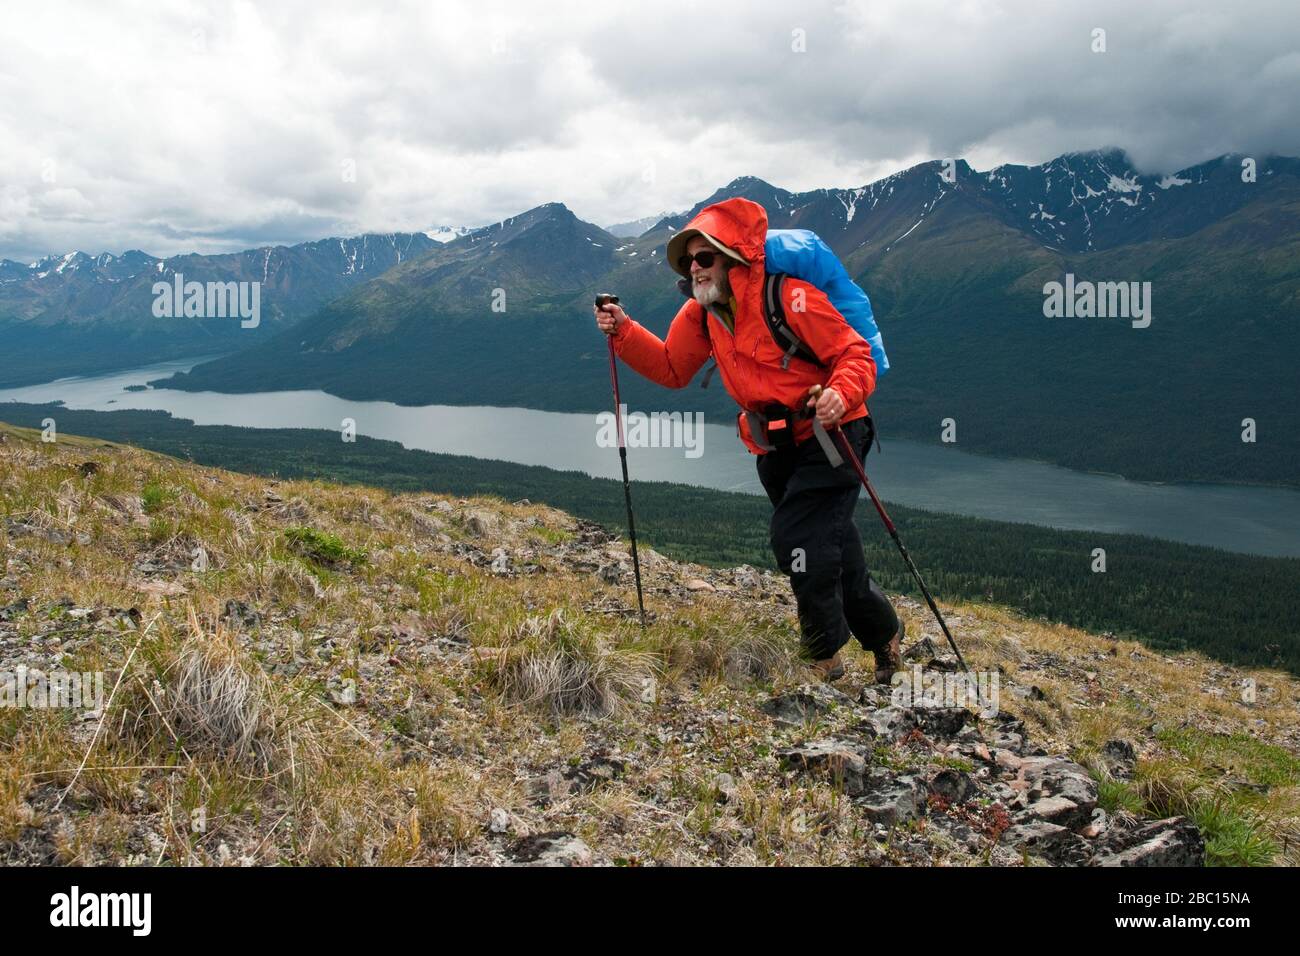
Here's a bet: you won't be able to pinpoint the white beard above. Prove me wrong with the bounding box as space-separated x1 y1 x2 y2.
692 276 726 307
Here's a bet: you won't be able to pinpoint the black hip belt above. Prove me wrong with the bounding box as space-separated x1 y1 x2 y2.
744 403 843 467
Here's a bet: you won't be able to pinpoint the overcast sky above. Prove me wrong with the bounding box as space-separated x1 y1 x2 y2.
2 0 1297 262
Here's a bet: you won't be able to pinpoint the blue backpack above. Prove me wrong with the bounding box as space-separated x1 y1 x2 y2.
764 229 890 379
682 228 890 382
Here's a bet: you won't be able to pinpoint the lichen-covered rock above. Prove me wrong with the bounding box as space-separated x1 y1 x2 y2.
508 832 594 867
856 771 926 826
762 684 855 725
777 738 873 795
1090 817 1205 867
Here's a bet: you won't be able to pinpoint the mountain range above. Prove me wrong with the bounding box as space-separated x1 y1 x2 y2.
160 149 1300 487
603 211 678 238
0 233 438 386
3 148 1297 487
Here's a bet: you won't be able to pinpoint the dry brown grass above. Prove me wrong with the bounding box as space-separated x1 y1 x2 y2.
132 606 284 769
3 420 1299 866
481 609 655 718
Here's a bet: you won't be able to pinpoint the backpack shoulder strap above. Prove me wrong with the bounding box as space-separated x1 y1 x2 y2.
689 292 719 389
764 273 880 449
763 272 825 370
671 277 720 388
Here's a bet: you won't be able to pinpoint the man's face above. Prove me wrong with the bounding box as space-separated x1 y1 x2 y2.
687 235 731 306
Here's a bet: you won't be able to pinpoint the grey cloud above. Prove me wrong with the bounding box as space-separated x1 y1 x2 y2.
0 0 1295 262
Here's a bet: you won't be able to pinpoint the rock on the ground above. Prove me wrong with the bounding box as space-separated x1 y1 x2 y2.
526 771 572 806
762 684 855 725
859 706 919 742
1011 756 1098 830
1001 819 1091 865
857 770 926 826
1090 817 1205 867
1100 738 1137 778
928 768 977 804
777 738 872 796
508 832 594 867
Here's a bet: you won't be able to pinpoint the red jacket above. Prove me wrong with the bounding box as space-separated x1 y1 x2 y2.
611 197 876 455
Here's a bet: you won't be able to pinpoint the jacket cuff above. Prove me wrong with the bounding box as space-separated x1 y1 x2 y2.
826 370 865 411
611 317 639 348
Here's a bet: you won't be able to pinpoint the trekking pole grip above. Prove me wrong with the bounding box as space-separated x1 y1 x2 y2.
807 384 828 424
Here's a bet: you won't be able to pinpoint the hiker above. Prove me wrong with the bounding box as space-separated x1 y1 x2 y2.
593 197 903 683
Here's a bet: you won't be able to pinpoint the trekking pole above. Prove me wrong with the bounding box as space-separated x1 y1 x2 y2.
596 293 648 627
808 385 969 671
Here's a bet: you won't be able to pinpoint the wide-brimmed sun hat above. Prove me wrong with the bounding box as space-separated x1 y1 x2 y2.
666 227 750 278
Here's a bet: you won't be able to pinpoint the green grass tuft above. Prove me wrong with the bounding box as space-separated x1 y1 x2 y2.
283 526 368 568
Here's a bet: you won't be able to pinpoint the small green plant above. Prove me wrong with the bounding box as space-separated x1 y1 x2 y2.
146 515 176 545
1096 777 1145 815
284 526 368 568
530 526 573 546
937 755 976 773
1133 742 1287 867
1192 798 1278 866
141 481 174 514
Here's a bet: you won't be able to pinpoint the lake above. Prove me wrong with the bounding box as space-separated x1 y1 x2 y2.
2 358 1298 558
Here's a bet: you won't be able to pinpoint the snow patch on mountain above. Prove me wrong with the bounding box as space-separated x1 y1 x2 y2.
1106 174 1143 194
425 225 471 243
836 188 865 224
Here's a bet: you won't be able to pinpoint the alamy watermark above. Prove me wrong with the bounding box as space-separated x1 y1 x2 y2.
1043 273 1151 328
596 405 704 459
891 666 1000 718
50 886 151 936
152 273 260 328
0 666 104 711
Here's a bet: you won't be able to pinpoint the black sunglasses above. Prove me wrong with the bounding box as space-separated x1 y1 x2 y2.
678 249 724 273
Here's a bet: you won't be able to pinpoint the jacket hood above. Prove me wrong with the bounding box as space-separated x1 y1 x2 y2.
666 197 769 277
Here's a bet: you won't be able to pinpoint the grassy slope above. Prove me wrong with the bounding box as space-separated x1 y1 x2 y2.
1 424 1298 866
2 404 1297 677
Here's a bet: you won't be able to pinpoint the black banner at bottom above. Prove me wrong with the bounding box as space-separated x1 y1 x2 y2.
0 864 1275 942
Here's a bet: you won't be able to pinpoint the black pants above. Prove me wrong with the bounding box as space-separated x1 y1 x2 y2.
756 416 900 661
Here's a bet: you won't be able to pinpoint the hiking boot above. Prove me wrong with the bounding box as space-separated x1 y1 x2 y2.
811 651 845 683
873 621 905 684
